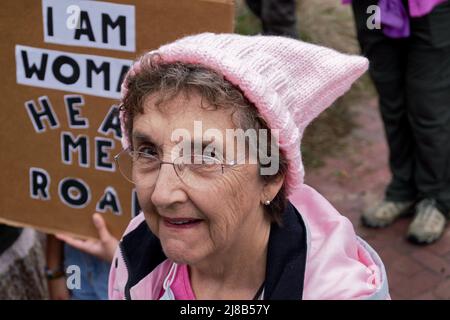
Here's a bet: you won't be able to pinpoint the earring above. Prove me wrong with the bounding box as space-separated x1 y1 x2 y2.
264 200 271 206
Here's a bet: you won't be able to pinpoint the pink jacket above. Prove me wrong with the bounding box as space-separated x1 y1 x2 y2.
109 184 390 300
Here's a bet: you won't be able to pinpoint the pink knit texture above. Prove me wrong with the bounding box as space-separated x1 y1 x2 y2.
119 33 368 195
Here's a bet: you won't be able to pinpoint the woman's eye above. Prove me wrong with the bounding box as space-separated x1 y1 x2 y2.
138 146 158 156
203 149 223 161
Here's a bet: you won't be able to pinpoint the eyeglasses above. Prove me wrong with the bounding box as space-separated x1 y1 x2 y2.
114 148 240 187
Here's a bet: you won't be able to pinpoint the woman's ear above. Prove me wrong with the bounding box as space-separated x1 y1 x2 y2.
260 174 285 204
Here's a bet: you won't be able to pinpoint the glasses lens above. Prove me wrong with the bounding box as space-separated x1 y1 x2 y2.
175 155 223 186
116 151 227 187
116 150 160 185
115 150 133 183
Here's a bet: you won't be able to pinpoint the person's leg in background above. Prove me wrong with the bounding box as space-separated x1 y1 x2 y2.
405 1 450 244
245 0 299 38
352 0 418 228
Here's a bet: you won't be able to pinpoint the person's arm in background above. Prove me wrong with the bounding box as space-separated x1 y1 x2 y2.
46 234 70 300
56 213 118 263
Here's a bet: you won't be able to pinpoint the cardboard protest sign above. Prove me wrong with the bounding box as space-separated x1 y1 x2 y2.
0 0 234 239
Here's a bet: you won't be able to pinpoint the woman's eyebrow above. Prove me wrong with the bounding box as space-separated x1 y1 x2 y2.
132 131 221 151
132 131 159 146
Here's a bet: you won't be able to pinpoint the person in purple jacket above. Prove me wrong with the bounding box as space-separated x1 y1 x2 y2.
346 0 450 244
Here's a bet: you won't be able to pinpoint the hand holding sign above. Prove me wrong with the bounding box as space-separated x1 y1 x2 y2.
56 213 118 263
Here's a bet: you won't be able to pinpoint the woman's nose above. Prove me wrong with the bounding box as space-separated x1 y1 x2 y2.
150 162 188 208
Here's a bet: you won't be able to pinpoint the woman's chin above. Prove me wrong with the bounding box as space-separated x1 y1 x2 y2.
161 239 201 265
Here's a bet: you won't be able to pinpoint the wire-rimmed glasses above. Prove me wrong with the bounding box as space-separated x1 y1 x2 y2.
114 148 239 187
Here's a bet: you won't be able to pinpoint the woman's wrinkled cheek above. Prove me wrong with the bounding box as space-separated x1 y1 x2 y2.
136 186 160 236
146 205 160 235
203 168 253 246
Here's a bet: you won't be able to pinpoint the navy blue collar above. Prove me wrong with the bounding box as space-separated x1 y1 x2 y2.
119 201 307 300
264 201 307 299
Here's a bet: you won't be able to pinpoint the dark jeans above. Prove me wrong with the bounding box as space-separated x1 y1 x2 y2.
245 0 298 38
352 0 450 215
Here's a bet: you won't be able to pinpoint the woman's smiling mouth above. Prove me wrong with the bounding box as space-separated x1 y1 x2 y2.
163 217 204 229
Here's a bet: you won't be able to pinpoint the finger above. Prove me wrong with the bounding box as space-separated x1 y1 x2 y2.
55 233 84 247
55 233 79 243
92 213 112 242
55 233 94 252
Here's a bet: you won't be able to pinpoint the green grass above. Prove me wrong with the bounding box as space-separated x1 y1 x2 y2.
234 0 261 35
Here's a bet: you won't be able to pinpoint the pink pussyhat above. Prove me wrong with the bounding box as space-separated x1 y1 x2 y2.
119 33 369 195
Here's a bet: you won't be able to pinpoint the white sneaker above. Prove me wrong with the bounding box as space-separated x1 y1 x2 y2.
362 199 415 228
407 199 447 245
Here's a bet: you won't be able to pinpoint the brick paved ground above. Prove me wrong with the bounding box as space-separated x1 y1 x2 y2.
304 98 450 300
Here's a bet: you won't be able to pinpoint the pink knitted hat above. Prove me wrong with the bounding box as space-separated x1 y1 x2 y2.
119 33 368 195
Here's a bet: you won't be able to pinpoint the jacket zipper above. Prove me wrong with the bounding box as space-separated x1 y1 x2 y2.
119 241 132 300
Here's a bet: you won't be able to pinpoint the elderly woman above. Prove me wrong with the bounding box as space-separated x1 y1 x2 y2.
109 33 389 300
